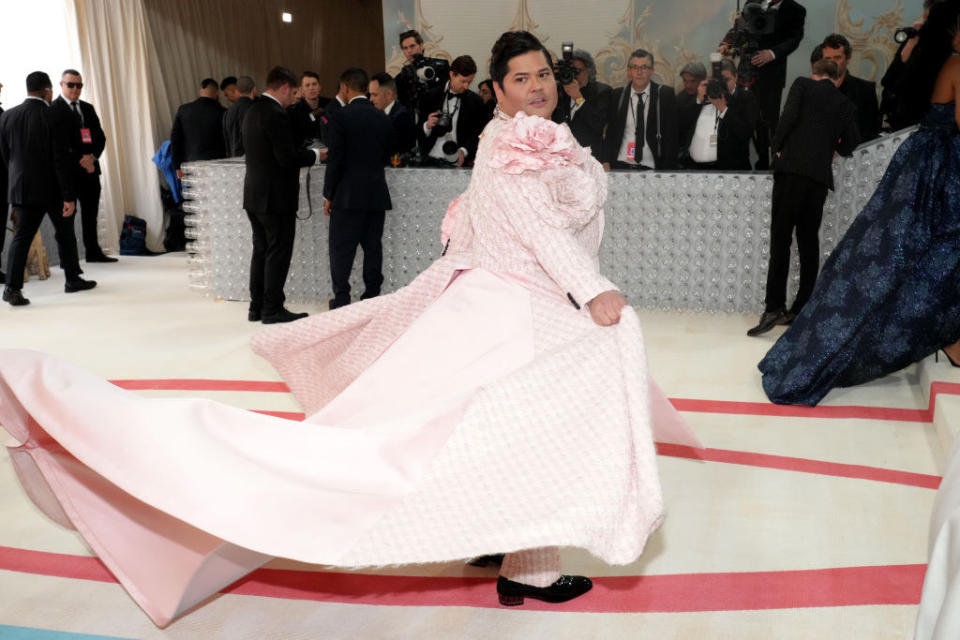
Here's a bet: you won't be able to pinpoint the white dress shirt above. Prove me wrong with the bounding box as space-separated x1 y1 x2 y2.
617 85 655 168
426 82 467 161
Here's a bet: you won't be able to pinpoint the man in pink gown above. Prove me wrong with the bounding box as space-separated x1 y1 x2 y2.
0 31 700 626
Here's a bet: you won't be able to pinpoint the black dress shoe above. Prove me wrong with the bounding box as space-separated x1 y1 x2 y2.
467 554 505 568
497 575 592 606
86 253 118 263
248 307 262 322
261 308 309 324
65 278 97 293
328 298 350 310
747 308 790 337
2 287 29 306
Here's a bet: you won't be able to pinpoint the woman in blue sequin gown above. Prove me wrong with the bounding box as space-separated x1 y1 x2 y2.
758 2 960 406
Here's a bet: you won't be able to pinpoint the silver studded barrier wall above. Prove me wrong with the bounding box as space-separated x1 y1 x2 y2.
182 128 913 313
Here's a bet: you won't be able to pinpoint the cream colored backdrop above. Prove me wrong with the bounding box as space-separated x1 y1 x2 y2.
382 0 924 94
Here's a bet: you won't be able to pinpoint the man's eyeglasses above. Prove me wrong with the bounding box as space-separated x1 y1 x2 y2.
627 64 653 72
64 82 83 89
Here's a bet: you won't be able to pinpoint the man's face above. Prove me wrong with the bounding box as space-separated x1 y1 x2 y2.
628 56 654 91
401 37 423 63
368 80 391 110
478 83 493 103
572 59 589 88
449 72 475 94
681 72 700 96
223 84 238 102
301 76 320 102
821 46 849 78
721 69 738 93
61 73 82 102
276 83 297 108
492 49 557 119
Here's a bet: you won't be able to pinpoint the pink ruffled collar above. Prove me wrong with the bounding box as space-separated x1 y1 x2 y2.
487 111 583 174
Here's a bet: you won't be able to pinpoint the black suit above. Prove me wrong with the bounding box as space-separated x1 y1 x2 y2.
838 73 880 143
386 101 417 156
718 87 760 170
0 104 7 274
417 87 486 165
170 96 226 170
319 97 344 146
323 97 394 307
552 80 611 160
241 95 317 315
676 90 703 159
0 98 82 291
602 81 679 170
287 97 325 148
725 0 806 169
765 77 860 314
223 96 255 157
49 96 108 256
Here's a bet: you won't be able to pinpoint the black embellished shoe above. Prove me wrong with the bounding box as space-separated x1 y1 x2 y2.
467 554 505 568
496 575 592 606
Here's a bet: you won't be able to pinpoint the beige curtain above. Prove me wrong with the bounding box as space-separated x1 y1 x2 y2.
73 0 165 252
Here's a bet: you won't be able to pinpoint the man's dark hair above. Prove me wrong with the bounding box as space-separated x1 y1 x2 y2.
220 76 238 90
26 71 52 93
489 31 553 89
200 77 218 89
630 49 655 66
236 75 256 94
821 33 852 59
399 29 423 46
810 44 824 65
371 71 397 93
61 68 81 79
265 66 298 90
478 78 493 92
450 55 478 77
300 70 320 83
339 67 369 93
679 61 707 80
572 50 598 81
812 59 839 80
720 58 738 76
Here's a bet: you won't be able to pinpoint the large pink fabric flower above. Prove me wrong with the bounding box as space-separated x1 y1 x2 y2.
487 112 582 175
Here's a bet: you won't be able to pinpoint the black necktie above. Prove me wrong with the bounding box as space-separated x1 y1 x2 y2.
71 101 84 126
634 92 645 164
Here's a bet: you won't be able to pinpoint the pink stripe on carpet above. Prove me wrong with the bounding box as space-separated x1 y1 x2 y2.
0 547 925 613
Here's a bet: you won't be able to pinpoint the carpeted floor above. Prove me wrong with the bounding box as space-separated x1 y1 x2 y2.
0 254 956 639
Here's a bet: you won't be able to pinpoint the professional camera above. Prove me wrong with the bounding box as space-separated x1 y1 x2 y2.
554 41 577 85
433 111 453 137
706 52 726 100
725 0 776 87
397 53 450 103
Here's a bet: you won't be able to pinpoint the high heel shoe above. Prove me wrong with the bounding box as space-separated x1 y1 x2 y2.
937 349 960 368
496 575 592 606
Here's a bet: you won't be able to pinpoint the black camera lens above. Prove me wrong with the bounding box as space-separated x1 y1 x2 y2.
894 27 918 43
441 140 459 156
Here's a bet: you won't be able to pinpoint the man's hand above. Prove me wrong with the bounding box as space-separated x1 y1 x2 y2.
562 81 583 101
708 93 727 113
602 162 611 172
718 42 731 55
425 112 440 131
751 49 775 67
587 290 627 326
176 169 184 180
456 149 465 167
80 154 96 173
62 201 76 217
323 199 331 217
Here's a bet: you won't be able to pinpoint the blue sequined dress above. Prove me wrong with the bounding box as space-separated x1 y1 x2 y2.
759 102 960 405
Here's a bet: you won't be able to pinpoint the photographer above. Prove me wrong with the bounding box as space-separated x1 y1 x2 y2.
677 61 708 160
551 49 611 160
821 34 880 142
720 0 806 170
687 58 758 171
417 55 486 167
287 71 329 148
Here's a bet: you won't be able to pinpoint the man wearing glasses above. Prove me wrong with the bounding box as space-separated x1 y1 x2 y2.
49 69 115 262
601 49 679 171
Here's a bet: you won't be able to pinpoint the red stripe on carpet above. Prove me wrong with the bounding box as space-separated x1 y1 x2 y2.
111 379 290 393
0 547 925 613
656 444 941 489
669 398 931 422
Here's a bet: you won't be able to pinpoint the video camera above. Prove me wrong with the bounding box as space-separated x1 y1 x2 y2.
725 0 776 87
397 53 450 104
554 41 577 85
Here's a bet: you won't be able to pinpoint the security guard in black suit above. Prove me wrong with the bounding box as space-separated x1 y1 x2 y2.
242 66 320 324
322 68 395 309
0 72 96 306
